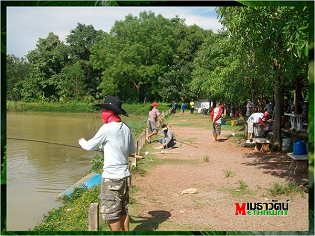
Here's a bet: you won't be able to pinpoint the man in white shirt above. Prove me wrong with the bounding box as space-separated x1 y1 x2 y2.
211 102 224 142
246 111 269 142
78 96 135 231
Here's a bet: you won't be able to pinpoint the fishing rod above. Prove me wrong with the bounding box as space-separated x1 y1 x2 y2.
7 137 145 159
7 137 84 149
177 141 198 148
226 124 246 140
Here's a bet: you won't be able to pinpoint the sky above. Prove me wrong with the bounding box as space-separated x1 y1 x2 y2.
6 6 222 58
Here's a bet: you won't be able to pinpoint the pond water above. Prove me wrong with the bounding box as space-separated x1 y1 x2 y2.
6 112 145 231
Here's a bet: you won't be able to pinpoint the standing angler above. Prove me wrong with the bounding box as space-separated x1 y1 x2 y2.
146 102 163 143
211 102 224 143
78 96 135 231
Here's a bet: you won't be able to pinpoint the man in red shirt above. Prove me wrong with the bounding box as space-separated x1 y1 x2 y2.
211 102 224 142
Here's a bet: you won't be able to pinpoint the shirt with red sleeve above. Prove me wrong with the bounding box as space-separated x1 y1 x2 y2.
211 107 223 124
248 112 265 125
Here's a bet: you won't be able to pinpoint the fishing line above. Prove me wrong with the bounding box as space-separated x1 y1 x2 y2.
226 124 246 140
7 137 145 159
7 137 100 151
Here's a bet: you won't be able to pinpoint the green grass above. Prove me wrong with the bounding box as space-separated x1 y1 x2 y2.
31 185 108 231
203 155 210 162
238 180 248 190
88 154 104 174
219 180 254 199
166 113 211 129
7 100 98 113
223 169 235 178
166 113 246 132
267 181 306 197
6 100 171 116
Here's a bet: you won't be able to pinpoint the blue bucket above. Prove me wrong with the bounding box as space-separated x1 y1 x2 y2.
293 140 307 155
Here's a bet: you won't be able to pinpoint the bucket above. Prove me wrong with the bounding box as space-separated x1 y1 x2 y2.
231 120 236 126
282 138 291 151
293 140 307 155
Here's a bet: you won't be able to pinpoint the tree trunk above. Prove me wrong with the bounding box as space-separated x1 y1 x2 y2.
294 77 302 114
132 81 141 102
273 82 284 151
251 78 256 112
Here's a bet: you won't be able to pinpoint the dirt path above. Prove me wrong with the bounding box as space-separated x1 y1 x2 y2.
130 116 309 231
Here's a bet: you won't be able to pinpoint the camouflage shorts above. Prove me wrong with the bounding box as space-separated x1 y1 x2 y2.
99 176 131 221
212 122 221 135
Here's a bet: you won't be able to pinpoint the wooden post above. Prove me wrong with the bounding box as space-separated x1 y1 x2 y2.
131 157 137 167
131 140 137 167
88 203 99 231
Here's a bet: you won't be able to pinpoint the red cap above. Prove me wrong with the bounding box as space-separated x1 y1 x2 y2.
263 112 268 118
151 102 159 106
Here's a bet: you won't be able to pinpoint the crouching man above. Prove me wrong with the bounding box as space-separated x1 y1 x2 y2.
158 124 177 149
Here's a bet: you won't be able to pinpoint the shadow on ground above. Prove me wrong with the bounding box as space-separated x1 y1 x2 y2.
130 210 171 231
241 151 309 191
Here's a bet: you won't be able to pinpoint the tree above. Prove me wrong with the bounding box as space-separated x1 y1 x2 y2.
159 21 211 102
55 62 85 100
159 58 195 102
216 6 308 150
90 11 178 102
66 23 104 99
66 23 103 61
191 30 241 103
26 32 69 99
6 54 30 101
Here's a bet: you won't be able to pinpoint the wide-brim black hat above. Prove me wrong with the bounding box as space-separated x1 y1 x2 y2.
94 96 128 117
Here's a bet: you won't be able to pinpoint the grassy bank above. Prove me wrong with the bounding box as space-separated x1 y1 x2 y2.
6 100 171 116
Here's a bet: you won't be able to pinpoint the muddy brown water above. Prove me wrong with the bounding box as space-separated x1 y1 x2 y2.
6 112 145 231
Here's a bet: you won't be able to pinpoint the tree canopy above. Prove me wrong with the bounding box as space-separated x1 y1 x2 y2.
215 6 309 149
7 8 308 116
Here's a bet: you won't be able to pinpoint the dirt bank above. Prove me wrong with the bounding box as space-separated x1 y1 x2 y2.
130 116 309 232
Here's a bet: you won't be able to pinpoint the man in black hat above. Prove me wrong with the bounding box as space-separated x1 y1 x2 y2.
78 96 135 231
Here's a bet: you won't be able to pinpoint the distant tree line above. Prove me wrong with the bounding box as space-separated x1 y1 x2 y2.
7 8 308 113
7 11 211 103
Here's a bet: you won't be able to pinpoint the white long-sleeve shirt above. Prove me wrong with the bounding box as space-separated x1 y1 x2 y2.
211 107 223 124
79 122 135 179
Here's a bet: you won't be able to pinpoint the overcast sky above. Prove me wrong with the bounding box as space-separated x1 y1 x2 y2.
6 6 222 58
